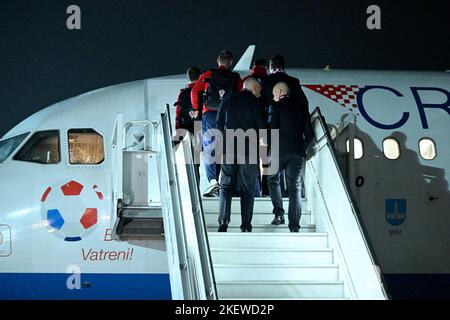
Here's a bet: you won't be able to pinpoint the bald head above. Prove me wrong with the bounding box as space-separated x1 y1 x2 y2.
272 82 290 102
243 77 262 98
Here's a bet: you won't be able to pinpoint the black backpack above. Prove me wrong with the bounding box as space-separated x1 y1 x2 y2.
175 86 195 132
204 68 238 111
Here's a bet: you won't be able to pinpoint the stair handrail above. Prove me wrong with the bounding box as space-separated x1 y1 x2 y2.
307 107 390 299
161 109 196 299
179 131 218 300
161 105 216 300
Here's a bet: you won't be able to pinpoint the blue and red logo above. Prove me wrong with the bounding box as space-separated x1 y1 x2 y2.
40 180 104 242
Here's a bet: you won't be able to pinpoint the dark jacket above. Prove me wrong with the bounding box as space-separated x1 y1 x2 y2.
261 71 309 110
269 95 314 157
216 90 265 162
175 82 195 132
191 66 243 114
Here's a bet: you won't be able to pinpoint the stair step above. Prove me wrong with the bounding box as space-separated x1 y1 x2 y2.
210 248 334 265
207 224 315 233
121 206 162 219
208 233 328 249
115 218 164 240
217 281 345 299
202 197 308 214
203 211 311 225
214 264 339 282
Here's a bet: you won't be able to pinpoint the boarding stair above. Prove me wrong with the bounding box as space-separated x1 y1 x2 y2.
199 108 388 300
202 198 345 299
109 104 388 300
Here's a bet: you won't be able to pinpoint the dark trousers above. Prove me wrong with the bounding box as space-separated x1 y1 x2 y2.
202 111 220 182
268 153 304 230
219 163 259 229
260 145 270 196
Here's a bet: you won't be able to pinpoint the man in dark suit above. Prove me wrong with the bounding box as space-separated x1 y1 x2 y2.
268 82 314 232
216 77 265 232
261 54 309 198
261 54 309 112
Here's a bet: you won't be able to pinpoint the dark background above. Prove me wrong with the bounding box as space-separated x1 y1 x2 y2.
1 0 449 137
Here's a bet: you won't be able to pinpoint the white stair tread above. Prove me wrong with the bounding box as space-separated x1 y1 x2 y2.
211 248 333 253
202 197 307 203
214 264 339 282
210 248 333 265
203 210 311 215
209 232 328 249
217 280 344 284
207 224 315 233
217 280 345 299
214 263 338 268
208 232 328 237
204 213 311 225
202 198 308 214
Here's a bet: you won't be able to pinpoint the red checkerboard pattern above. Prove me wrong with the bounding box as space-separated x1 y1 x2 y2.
303 84 361 110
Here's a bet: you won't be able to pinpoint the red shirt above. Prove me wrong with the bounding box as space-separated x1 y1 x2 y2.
191 66 243 114
243 65 268 82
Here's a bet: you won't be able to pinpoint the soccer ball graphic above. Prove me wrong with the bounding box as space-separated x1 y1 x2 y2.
40 180 104 242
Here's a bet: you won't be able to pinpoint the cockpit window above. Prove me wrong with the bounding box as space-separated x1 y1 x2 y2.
68 129 104 165
0 132 30 163
13 131 60 164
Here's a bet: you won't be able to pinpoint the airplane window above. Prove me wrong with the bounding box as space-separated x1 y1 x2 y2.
345 138 364 160
383 138 400 160
68 129 104 165
0 132 29 163
419 138 436 160
13 131 60 164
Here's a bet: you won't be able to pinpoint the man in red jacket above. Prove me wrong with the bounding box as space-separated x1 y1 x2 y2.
191 50 243 197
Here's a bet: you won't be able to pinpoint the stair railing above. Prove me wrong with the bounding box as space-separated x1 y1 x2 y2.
305 107 389 300
160 105 217 300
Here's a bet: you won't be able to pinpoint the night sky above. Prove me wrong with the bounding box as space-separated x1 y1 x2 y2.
1 0 449 137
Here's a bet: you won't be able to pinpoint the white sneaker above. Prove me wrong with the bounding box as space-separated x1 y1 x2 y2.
203 179 220 197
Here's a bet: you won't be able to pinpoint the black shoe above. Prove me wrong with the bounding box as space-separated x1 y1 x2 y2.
290 226 300 232
240 225 252 232
271 215 285 225
218 220 228 232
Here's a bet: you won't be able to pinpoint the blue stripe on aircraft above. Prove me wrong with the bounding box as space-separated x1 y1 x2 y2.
0 273 171 300
64 237 82 242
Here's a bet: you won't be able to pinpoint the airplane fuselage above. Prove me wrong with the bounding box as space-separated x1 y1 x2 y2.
0 69 449 299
